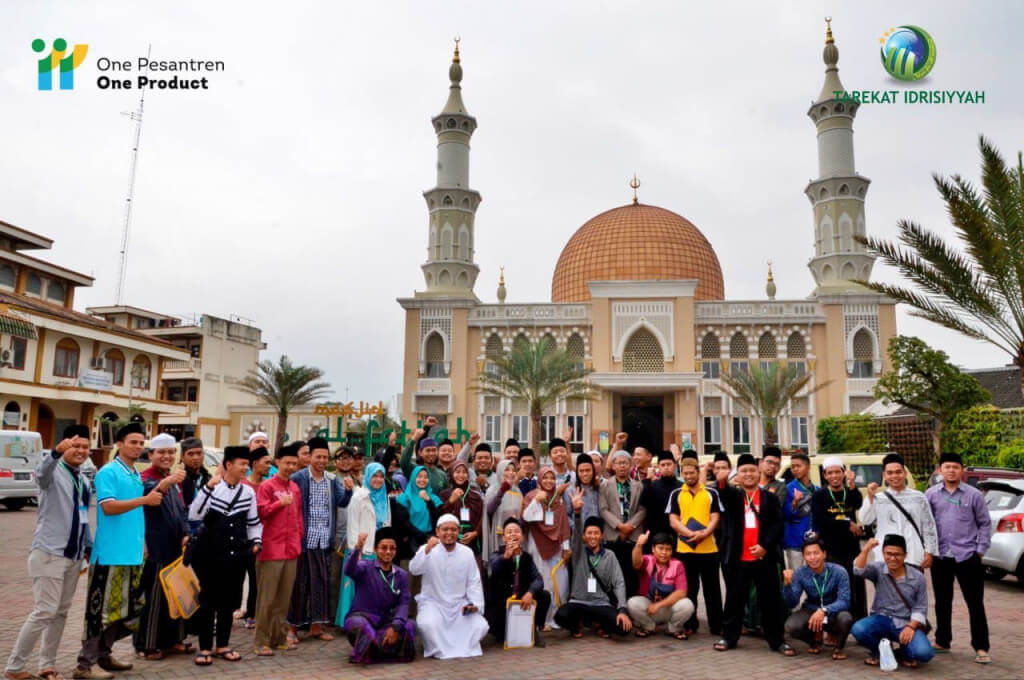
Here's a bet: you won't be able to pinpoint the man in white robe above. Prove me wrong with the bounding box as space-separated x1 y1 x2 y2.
409 514 489 659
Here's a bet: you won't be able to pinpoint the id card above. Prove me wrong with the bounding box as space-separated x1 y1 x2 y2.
460 507 470 522
587 577 597 593
744 509 756 529
79 504 89 524
544 510 555 526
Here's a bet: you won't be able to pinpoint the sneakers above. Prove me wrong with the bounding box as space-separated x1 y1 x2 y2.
72 667 114 680
96 658 132 672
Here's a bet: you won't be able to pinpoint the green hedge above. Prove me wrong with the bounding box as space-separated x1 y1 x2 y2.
817 414 888 454
943 406 1024 466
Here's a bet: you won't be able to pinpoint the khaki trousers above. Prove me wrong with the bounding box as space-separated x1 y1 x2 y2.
254 558 297 648
626 596 695 634
5 550 82 673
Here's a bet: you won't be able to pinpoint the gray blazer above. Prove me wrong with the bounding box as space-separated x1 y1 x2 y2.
598 477 647 542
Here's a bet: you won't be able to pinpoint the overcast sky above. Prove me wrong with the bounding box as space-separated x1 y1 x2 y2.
4 1 1023 409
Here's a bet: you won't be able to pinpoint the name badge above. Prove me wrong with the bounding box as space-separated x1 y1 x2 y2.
822 614 828 625
460 507 470 522
744 509 757 529
544 510 555 526
587 577 597 593
79 504 88 524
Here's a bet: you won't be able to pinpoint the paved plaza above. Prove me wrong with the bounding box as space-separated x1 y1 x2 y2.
2 507 1021 679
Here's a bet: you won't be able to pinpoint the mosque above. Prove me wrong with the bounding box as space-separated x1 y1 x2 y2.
397 24 896 456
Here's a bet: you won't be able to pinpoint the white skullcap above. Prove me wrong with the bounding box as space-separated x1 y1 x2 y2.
822 456 845 471
436 513 460 529
149 433 176 449
248 431 269 443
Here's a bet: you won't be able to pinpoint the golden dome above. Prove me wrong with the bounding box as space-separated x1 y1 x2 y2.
551 203 725 302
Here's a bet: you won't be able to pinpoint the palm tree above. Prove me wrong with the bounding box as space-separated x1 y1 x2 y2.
857 136 1024 383
237 355 332 450
719 362 828 448
475 336 594 451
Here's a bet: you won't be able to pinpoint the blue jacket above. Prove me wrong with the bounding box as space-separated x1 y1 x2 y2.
783 478 817 549
290 468 351 550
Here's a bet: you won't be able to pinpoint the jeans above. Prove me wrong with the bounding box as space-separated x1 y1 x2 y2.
851 614 934 663
931 553 989 652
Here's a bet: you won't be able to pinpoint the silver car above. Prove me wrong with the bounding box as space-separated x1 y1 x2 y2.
980 479 1024 581
0 432 44 511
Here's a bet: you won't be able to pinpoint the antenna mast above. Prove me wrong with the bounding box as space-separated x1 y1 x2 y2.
115 44 151 305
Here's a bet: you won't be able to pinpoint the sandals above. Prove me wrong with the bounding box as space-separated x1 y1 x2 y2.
807 645 822 655
634 629 651 638
243 618 256 630
285 633 300 647
310 632 335 641
214 649 241 662
832 649 848 661
194 653 213 666
3 673 34 680
901 659 920 669
975 651 993 664
596 627 611 639
171 642 194 655
713 639 732 651
672 631 689 640
39 671 64 680
572 625 585 639
254 646 275 657
779 643 798 656
864 657 879 666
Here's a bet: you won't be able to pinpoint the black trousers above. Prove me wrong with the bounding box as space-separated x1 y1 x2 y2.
244 553 258 618
932 553 989 651
680 552 723 634
194 558 246 651
784 609 853 649
554 602 629 636
722 559 784 649
606 540 638 598
486 590 551 643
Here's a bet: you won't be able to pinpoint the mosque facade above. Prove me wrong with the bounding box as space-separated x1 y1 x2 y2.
397 26 896 456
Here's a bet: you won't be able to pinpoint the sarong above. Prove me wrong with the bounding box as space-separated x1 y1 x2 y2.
134 559 185 652
288 548 331 626
344 611 415 664
83 563 145 640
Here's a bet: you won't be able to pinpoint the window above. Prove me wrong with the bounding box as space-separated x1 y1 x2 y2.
539 416 557 444
791 416 809 451
567 415 584 453
167 384 184 402
105 349 125 385
732 416 751 453
131 355 152 390
702 361 720 379
46 281 65 303
26 273 42 295
0 264 15 288
729 332 748 360
759 361 775 373
187 383 198 402
701 332 720 359
566 333 585 370
9 337 26 370
540 333 557 354
622 328 664 372
53 338 80 378
484 415 501 451
511 415 529 444
730 361 748 376
788 361 806 377
424 333 445 377
787 332 806 358
851 328 874 377
189 344 201 358
485 333 503 376
703 416 722 453
758 332 777 359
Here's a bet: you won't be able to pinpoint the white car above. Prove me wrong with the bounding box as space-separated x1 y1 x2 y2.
0 431 44 511
979 479 1024 581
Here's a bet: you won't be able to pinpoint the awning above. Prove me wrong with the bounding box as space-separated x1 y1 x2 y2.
0 307 37 339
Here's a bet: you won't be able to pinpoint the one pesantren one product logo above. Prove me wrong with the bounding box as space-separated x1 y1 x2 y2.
879 25 935 81
32 38 89 90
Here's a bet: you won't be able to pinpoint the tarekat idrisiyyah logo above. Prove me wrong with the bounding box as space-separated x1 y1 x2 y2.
879 25 936 81
32 38 89 90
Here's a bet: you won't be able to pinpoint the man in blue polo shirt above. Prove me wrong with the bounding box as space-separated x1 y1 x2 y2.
74 423 163 680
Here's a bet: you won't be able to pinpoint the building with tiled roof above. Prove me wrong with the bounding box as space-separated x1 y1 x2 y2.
396 24 897 456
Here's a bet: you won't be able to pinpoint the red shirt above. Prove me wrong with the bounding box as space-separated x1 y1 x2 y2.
636 554 688 599
740 487 760 562
256 474 304 561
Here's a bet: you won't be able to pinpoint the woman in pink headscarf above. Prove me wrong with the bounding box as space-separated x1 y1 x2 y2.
522 467 571 629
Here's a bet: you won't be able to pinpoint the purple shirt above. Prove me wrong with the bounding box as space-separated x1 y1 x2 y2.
343 552 411 629
925 482 991 562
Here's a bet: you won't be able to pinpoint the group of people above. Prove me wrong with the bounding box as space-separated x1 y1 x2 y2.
4 419 995 679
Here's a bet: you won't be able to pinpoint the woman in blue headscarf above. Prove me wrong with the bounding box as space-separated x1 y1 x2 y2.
397 465 443 551
335 463 415 626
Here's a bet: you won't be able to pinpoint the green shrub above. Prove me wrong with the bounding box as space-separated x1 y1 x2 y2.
817 414 887 453
943 405 1003 466
996 439 1024 470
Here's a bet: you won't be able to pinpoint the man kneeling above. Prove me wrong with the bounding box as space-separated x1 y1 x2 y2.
342 528 415 664
553 503 632 638
782 535 853 659
627 531 694 639
485 518 550 647
852 535 934 668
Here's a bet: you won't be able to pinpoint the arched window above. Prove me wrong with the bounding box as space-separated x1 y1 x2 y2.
53 338 80 378
424 333 445 377
622 328 664 373
513 333 530 352
131 355 152 389
701 333 720 359
540 333 557 354
46 281 65 303
729 332 748 359
485 333 503 376
758 332 777 359
106 349 126 385
26 273 42 295
566 333 585 361
787 332 806 358
0 264 15 288
3 401 20 430
851 329 874 378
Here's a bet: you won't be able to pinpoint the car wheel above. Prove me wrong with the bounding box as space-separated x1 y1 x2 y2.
2 499 28 511
984 566 1007 580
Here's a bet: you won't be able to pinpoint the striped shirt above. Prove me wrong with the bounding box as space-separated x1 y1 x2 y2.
188 479 262 545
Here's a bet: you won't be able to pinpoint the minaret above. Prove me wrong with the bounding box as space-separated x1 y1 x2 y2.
418 39 481 299
805 19 875 294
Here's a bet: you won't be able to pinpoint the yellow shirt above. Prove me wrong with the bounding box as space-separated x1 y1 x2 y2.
671 483 719 554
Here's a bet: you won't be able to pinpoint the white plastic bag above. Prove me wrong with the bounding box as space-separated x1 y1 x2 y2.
879 638 898 672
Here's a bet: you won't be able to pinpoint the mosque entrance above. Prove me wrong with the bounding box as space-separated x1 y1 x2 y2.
621 396 663 453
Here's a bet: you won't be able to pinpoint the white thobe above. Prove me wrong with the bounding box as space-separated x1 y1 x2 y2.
409 542 489 659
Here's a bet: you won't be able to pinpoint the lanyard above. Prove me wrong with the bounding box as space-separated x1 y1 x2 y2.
828 487 847 509
378 567 398 595
744 489 758 510
811 567 830 605
59 460 83 503
943 489 961 506
795 479 814 494
588 553 602 570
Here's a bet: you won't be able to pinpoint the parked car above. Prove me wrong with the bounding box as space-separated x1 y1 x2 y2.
928 465 1024 489
979 479 1024 582
0 431 44 510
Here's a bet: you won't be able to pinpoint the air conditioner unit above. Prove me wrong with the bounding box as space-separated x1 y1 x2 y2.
0 350 10 362
90 357 106 370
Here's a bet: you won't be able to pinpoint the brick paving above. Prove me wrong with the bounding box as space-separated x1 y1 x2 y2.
1 506 1022 679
